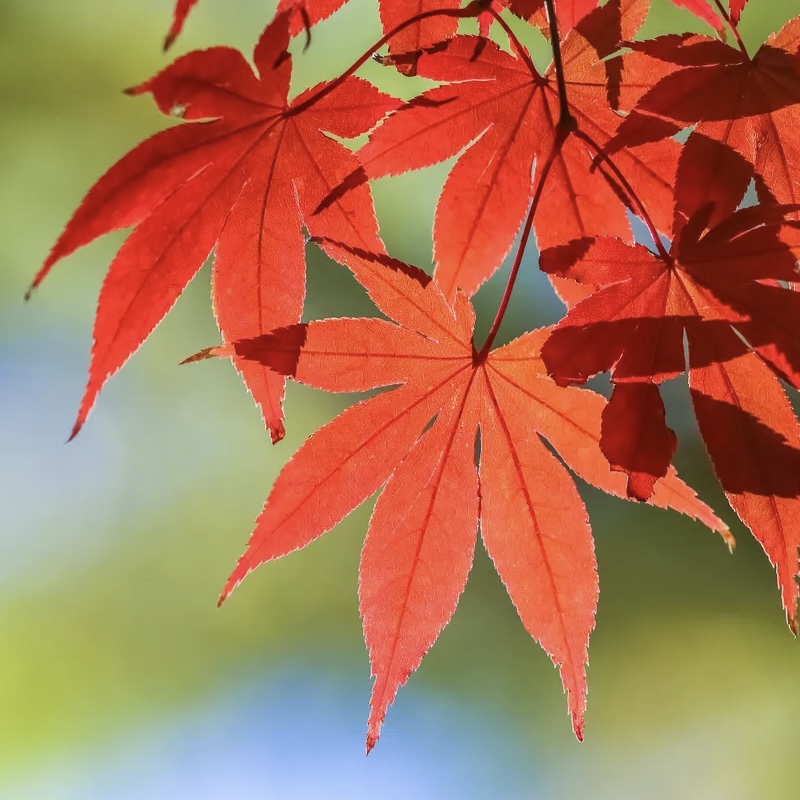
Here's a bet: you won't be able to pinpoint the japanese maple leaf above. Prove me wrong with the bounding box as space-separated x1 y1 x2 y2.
540 205 800 630
188 243 728 749
350 0 677 302
31 10 395 442
606 17 800 213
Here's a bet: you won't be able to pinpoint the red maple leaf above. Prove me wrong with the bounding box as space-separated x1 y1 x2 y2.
540 204 800 630
606 16 800 212
187 242 728 749
350 0 677 302
30 10 395 442
166 0 487 60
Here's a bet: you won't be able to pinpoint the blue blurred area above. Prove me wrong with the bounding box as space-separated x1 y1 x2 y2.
1 339 115 587
8 671 539 800
2 1 800 799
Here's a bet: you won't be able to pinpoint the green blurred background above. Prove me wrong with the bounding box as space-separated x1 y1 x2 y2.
2 1 798 797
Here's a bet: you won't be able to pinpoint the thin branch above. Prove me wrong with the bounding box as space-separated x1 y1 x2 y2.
576 129 671 261
712 0 749 59
543 0 573 126
476 127 570 358
488 5 540 81
291 1 487 115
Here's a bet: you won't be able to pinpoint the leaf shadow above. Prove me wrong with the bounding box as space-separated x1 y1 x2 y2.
691 391 800 499
544 314 800 388
310 236 432 286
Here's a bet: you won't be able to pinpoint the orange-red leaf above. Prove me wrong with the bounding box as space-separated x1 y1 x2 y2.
478 363 597 740
205 246 727 748
667 0 725 32
362 386 480 752
729 0 749 22
357 2 677 301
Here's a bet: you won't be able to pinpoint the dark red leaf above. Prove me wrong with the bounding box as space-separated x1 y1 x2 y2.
601 382 677 500
688 325 800 634
541 205 800 624
608 20 800 212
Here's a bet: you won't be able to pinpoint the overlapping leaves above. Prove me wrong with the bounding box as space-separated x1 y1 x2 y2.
188 243 728 747
35 0 800 748
541 206 800 630
348 0 677 301
607 15 800 214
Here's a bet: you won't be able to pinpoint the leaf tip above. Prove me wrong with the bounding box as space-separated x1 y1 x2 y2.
219 560 250 607
572 713 585 742
26 257 54 301
217 580 235 608
180 345 230 365
788 611 798 638
66 419 83 444
123 79 152 98
163 31 178 52
269 420 286 445
720 526 735 554
366 694 388 755
365 727 380 755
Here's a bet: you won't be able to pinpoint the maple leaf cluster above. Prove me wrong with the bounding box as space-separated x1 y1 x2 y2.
33 0 800 748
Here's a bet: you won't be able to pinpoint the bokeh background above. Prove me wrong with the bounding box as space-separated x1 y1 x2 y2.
2 1 799 797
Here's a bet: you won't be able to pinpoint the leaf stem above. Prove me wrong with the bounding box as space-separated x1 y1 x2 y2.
291 1 487 115
576 129 671 262
476 127 569 358
712 0 749 59
487 5 540 80
543 0 573 125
